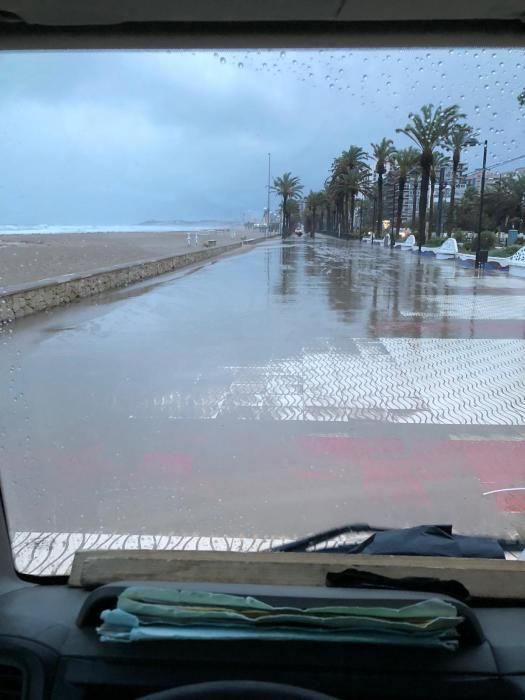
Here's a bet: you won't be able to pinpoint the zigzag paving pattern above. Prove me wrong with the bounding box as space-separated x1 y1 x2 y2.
11 531 292 577
5 237 525 576
401 295 525 320
15 525 522 577
165 338 525 426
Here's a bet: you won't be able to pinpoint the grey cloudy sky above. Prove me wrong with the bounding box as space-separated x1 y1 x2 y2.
2 48 524 225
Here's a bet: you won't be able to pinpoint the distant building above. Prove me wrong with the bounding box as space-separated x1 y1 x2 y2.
439 163 468 201
378 163 524 233
383 172 423 228
400 177 418 223
466 168 500 193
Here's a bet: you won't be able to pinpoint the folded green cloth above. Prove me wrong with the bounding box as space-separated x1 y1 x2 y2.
97 587 462 650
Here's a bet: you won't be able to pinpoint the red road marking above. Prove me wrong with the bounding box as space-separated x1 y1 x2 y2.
494 492 525 513
369 319 525 339
291 468 340 480
141 452 193 478
297 436 525 513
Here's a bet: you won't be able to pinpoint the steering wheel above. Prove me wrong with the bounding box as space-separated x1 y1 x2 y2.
139 680 338 699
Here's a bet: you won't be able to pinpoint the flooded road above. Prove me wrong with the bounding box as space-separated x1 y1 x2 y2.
2 236 525 573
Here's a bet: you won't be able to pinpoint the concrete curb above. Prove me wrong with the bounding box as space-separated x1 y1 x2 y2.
0 239 264 323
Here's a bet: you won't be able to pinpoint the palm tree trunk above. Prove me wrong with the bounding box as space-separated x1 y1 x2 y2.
396 177 405 238
312 206 317 235
282 194 288 237
418 160 431 251
376 175 383 237
371 197 377 243
449 154 459 231
428 177 436 240
350 192 356 234
411 176 418 231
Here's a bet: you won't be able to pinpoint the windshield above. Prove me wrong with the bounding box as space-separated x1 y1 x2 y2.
1 48 524 576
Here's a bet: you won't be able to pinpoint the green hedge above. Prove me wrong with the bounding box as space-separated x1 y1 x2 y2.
488 245 522 258
464 231 497 252
425 237 448 247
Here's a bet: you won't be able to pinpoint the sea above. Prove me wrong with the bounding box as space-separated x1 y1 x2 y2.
0 223 237 236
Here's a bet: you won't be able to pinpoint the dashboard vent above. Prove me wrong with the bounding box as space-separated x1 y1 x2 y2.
0 663 24 700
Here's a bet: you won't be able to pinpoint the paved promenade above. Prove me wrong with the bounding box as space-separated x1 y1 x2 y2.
3 236 525 574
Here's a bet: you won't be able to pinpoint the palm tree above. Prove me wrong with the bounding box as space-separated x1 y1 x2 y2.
325 174 342 235
411 174 419 233
347 168 371 234
447 124 479 231
371 138 396 238
428 152 450 239
484 173 525 231
304 190 325 235
324 178 341 234
340 146 369 172
330 146 369 235
284 198 301 233
396 104 464 250
330 167 370 236
391 147 419 242
272 172 303 237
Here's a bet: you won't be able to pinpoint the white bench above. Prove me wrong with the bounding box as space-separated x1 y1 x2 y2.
394 234 415 250
435 237 458 260
509 245 525 277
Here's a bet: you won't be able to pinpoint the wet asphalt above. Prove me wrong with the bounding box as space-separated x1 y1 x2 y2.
2 236 525 541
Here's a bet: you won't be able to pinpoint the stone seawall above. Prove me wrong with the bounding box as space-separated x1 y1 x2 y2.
0 241 247 323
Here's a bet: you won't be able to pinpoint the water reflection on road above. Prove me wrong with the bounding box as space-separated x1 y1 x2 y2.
2 237 525 552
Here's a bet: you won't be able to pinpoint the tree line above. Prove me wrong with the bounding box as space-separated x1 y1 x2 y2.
271 102 525 250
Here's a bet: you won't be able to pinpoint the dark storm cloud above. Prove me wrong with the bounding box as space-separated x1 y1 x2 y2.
1 48 524 224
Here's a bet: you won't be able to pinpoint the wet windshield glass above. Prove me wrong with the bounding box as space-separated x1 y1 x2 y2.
1 49 524 575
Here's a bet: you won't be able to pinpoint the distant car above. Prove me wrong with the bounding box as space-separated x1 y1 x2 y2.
294 225 304 237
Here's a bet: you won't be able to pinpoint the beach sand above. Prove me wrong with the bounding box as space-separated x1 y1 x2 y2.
0 229 263 290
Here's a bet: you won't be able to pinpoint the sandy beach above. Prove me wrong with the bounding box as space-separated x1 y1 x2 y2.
0 228 263 290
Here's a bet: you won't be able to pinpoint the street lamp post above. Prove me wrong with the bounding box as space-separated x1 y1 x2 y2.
391 182 397 242
476 140 488 267
411 176 418 233
436 166 446 238
266 152 271 237
443 184 451 234
371 197 377 244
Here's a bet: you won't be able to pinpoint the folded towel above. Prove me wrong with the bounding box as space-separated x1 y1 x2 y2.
97 587 462 650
